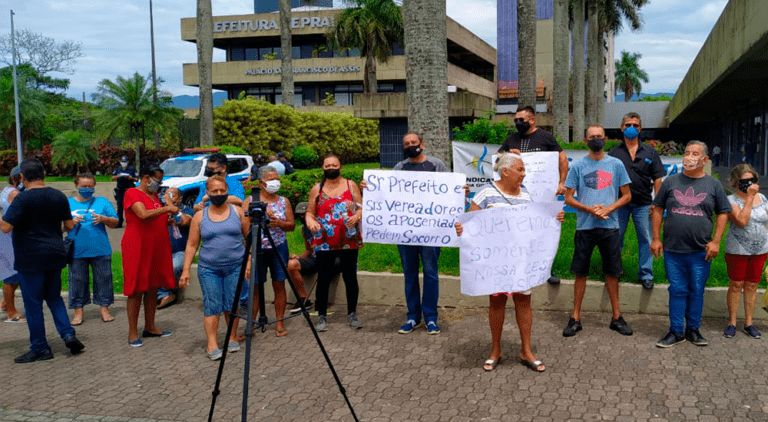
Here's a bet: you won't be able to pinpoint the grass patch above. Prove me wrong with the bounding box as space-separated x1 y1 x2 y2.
47 175 113 183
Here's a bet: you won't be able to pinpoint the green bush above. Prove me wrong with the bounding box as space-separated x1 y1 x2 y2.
216 145 249 155
560 139 622 151
292 145 319 169
452 110 513 145
213 98 379 163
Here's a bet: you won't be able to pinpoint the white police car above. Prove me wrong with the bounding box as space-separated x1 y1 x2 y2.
159 151 253 207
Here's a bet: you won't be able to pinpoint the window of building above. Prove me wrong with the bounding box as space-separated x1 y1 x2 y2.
230 46 245 61
302 85 317 105
318 44 333 58
378 84 394 93
392 42 404 56
245 48 258 61
347 47 361 57
300 44 314 59
333 48 347 58
292 46 301 60
259 47 273 60
273 47 282 60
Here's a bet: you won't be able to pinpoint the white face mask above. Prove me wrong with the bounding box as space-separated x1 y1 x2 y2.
264 180 281 194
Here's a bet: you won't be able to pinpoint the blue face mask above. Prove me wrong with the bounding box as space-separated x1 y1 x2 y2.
623 126 640 140
78 188 95 199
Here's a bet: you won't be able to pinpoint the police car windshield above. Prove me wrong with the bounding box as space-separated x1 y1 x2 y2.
160 160 202 177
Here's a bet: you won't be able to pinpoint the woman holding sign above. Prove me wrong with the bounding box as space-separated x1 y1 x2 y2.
455 153 563 372
305 154 364 332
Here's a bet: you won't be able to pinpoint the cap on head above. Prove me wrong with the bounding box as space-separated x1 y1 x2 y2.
294 202 309 214
277 152 286 159
10 166 20 177
120 156 129 162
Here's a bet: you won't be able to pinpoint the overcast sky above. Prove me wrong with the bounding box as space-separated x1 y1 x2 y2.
0 0 728 99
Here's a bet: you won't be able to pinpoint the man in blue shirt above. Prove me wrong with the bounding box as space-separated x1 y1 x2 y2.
563 125 633 338
193 153 245 213
158 187 194 309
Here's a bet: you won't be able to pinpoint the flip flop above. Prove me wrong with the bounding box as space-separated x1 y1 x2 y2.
4 315 25 323
520 359 546 373
483 356 502 371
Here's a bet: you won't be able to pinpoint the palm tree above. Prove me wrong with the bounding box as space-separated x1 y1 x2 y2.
327 0 404 94
403 0 449 164
553 0 569 142
615 51 648 101
572 0 586 142
92 72 179 173
278 0 294 107
51 130 96 175
517 0 537 107
196 0 214 145
585 0 598 124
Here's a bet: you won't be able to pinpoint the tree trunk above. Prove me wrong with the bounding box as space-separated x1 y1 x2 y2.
133 126 141 175
364 53 378 94
517 0 537 107
196 0 214 146
279 0 294 107
585 0 598 125
553 0 569 142
596 30 605 125
572 0 585 142
403 0 450 165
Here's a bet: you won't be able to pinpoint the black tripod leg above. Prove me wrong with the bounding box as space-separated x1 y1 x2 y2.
208 229 253 422
262 229 360 422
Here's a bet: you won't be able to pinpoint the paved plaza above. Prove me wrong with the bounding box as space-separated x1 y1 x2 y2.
2 297 768 421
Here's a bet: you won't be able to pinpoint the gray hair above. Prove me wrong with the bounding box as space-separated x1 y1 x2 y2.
258 165 278 180
621 112 642 127
686 140 708 157
493 152 523 173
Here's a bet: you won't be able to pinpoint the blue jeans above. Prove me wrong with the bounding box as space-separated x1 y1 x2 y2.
68 255 114 308
18 270 76 353
397 245 440 323
198 263 241 316
664 251 710 334
158 251 185 301
617 204 654 280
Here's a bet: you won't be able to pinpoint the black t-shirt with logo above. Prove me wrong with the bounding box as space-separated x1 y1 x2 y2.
498 129 563 153
608 142 666 206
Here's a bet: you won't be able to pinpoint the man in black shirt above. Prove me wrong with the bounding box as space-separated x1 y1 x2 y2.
0 158 85 363
608 112 665 290
111 155 138 228
499 105 568 285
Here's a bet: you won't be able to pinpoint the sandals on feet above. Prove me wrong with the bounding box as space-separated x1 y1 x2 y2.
520 358 546 372
483 356 502 371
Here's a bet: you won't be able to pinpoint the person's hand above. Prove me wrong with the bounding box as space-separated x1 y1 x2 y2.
268 218 282 228
91 212 108 226
510 148 522 155
705 240 720 261
193 202 205 213
306 219 322 233
245 262 251 280
463 185 470 198
455 222 463 236
346 214 361 228
266 208 275 219
556 183 566 196
359 180 368 190
588 204 608 219
556 210 565 222
594 206 611 220
179 270 190 288
289 253 299 260
166 205 180 215
747 183 760 197
73 215 84 225
650 239 663 258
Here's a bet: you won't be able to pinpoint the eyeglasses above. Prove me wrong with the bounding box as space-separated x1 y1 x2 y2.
514 118 527 124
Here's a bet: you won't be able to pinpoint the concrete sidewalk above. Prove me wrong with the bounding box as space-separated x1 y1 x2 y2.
2 299 768 421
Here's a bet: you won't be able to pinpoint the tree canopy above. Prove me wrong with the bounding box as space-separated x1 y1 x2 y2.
0 29 83 77
615 50 649 102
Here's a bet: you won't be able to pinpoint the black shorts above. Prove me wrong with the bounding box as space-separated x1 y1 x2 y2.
297 256 319 276
570 228 622 277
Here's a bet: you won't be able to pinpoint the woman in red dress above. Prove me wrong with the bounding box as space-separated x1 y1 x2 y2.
122 164 179 347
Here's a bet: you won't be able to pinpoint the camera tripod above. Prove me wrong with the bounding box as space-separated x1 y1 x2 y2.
207 187 359 422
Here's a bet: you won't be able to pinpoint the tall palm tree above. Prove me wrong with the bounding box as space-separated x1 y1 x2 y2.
572 0 586 142
615 51 648 102
92 72 179 173
403 0 449 164
51 130 96 175
517 0 537 107
279 0 294 106
553 0 569 141
585 0 598 124
196 0 213 146
327 0 404 94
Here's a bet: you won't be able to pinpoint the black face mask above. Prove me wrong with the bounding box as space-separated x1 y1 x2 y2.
204 168 222 177
323 169 341 180
587 138 605 152
209 194 228 206
515 121 531 135
739 177 758 193
404 145 422 158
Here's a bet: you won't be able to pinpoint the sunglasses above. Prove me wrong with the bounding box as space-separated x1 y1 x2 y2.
623 123 641 128
514 118 528 123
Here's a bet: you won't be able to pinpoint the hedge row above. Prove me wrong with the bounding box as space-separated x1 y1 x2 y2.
213 98 379 165
245 166 365 210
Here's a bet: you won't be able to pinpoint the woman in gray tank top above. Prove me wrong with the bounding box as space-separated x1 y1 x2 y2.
180 176 249 360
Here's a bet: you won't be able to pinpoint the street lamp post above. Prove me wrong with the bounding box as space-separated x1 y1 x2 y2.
150 0 160 148
10 10 23 163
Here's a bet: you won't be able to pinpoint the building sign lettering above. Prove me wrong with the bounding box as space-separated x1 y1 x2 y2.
245 66 361 75
214 16 334 33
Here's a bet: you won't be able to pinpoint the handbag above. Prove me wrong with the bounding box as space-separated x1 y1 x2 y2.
65 198 95 264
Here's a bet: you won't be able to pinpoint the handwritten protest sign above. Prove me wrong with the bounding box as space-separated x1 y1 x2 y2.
491 152 559 203
362 170 466 247
0 233 15 281
458 201 562 296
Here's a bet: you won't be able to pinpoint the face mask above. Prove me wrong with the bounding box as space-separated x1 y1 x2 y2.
324 169 341 180
682 157 703 170
78 188 95 199
147 179 161 193
404 145 422 158
587 138 605 152
739 177 758 193
515 121 531 135
623 126 640 140
120 162 128 168
204 167 221 177
264 180 281 193
209 194 228 206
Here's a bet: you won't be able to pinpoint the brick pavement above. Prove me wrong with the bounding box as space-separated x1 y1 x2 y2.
2 299 768 421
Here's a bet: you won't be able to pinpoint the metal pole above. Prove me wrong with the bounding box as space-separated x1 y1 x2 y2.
10 11 23 163
150 0 160 148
